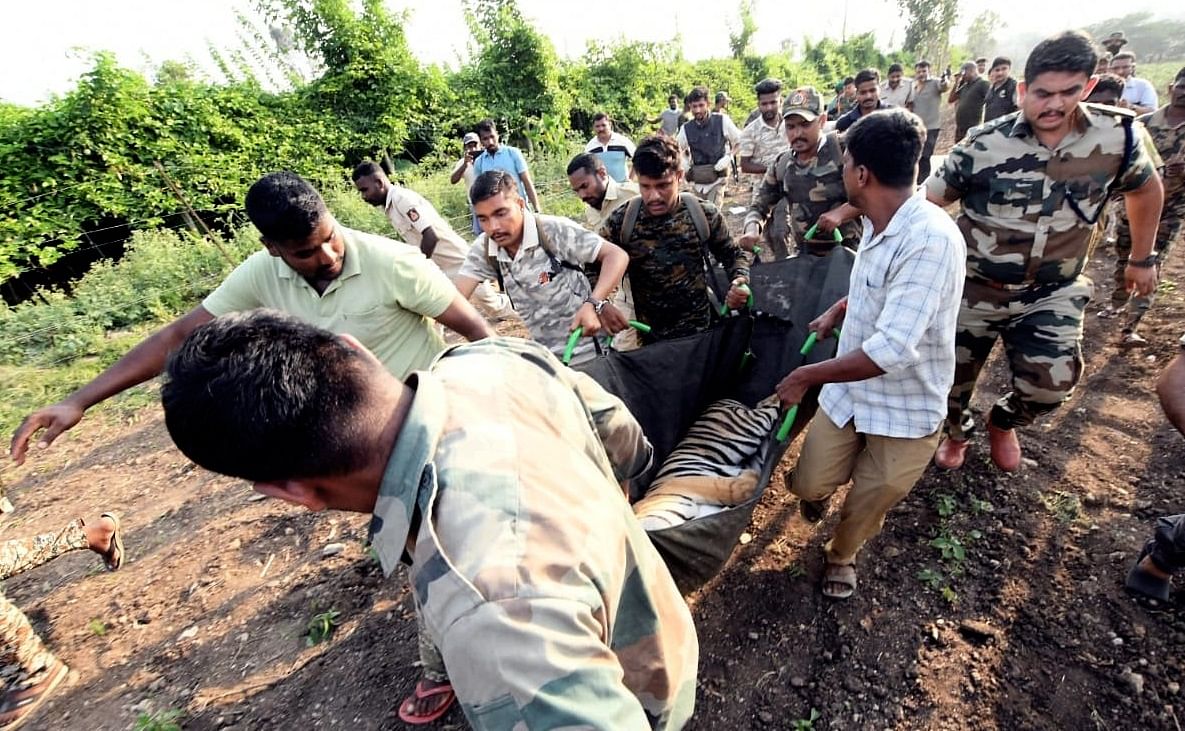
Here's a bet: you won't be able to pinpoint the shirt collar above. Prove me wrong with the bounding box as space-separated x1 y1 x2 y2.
484 209 538 257
860 191 923 252
367 372 448 577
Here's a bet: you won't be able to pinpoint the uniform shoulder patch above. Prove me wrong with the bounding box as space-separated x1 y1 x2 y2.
406 207 419 222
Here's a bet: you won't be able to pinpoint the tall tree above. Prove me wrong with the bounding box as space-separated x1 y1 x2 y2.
897 0 958 69
728 0 758 60
965 11 1004 61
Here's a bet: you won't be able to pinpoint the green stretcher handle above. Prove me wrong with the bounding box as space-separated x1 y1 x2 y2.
606 320 653 347
562 327 584 365
775 327 841 442
719 283 755 316
568 321 654 361
804 223 844 243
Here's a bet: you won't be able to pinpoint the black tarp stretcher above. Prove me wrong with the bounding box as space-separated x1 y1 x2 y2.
574 250 856 594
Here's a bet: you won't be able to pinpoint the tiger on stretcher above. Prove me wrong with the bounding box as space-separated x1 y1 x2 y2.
633 396 780 531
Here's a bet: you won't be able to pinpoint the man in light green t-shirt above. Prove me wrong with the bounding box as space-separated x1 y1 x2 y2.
10 171 492 466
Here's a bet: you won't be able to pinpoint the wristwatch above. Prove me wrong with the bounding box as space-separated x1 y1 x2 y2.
588 298 608 314
1128 254 1159 269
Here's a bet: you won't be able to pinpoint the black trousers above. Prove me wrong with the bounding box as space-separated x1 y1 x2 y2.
917 129 940 185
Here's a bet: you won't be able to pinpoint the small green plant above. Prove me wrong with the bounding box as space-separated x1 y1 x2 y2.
1042 491 1082 524
969 497 994 515
133 709 183 731
785 562 807 579
305 609 341 646
791 708 822 730
930 534 966 562
87 618 108 637
364 544 380 563
934 492 957 519
916 567 944 590
940 585 959 604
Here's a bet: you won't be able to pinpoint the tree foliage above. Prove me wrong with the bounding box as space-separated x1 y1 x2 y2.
0 0 927 286
965 11 1004 62
897 0 958 70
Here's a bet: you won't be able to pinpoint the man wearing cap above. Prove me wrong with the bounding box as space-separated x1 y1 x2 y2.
451 133 483 238
714 91 741 183
739 78 792 258
352 162 512 321
677 86 742 208
449 133 482 193
160 310 698 731
984 57 1019 122
740 87 862 256
912 61 952 184
948 60 990 142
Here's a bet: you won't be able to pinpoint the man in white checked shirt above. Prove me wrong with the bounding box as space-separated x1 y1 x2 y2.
775 109 966 600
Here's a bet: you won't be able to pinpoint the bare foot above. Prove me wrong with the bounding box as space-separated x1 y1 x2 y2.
83 515 117 554
1139 555 1172 581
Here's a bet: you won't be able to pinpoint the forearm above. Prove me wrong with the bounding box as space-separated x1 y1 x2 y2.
1124 176 1166 260
794 349 885 389
69 307 210 409
740 157 766 175
449 166 466 185
830 202 862 223
590 249 628 303
522 175 541 211
436 294 494 341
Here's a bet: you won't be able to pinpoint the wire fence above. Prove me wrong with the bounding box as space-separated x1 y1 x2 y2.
1 170 590 372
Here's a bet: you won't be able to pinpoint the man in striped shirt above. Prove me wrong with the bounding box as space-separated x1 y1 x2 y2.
775 109 966 600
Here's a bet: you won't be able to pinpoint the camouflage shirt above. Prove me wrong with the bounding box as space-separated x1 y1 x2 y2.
600 197 752 341
368 338 697 730
460 211 605 363
1138 106 1185 197
927 104 1158 285
743 132 862 249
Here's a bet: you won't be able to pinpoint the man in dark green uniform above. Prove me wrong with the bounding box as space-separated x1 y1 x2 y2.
599 135 752 342
740 87 862 256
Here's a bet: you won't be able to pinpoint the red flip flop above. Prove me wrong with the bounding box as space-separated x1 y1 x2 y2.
396 680 456 725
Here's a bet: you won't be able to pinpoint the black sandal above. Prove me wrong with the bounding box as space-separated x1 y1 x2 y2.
99 512 124 571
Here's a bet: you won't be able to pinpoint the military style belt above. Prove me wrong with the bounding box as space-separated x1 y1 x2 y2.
967 276 1071 292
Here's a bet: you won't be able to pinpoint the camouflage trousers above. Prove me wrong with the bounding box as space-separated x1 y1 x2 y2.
947 276 1092 439
1 520 89 674
1110 191 1185 331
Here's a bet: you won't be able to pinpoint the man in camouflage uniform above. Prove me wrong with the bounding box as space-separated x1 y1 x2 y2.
928 31 1164 472
161 311 699 730
739 87 862 257
456 170 630 365
738 78 793 259
0 514 123 727
1106 67 1185 346
600 135 752 343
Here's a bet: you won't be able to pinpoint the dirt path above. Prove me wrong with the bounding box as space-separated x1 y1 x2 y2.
3 179 1184 730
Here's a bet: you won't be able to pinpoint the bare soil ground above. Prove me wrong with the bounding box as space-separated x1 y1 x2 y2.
3 170 1184 730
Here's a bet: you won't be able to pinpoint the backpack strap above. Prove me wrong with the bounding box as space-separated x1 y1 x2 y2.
678 192 728 302
619 196 644 247
535 216 583 274
484 239 511 308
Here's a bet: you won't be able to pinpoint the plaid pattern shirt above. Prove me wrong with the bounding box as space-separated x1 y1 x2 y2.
820 193 967 438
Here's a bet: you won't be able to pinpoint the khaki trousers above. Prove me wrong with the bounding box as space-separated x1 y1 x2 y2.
791 413 940 565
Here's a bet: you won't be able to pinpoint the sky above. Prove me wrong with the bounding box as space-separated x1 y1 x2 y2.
0 0 1177 106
